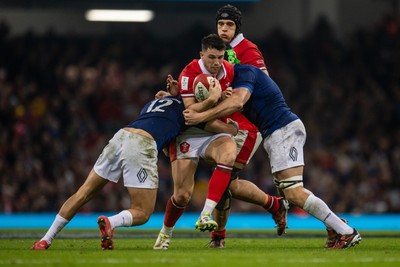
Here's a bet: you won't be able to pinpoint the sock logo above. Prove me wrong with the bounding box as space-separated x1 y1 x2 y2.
289 147 298 161
137 168 148 183
323 212 332 222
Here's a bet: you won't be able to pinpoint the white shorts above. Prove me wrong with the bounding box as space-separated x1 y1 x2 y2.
169 127 232 164
94 129 159 189
263 119 306 173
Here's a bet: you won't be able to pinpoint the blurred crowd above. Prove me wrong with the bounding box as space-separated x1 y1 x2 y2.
0 15 399 215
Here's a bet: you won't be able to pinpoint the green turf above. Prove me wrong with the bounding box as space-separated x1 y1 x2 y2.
1 231 399 267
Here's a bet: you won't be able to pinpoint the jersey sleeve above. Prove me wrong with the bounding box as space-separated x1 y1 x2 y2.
178 67 196 98
240 47 267 70
232 65 257 93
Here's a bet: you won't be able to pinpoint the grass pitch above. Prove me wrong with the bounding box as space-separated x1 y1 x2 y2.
0 230 399 267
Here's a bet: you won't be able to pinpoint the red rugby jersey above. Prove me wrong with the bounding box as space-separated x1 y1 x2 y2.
230 33 267 71
178 59 234 98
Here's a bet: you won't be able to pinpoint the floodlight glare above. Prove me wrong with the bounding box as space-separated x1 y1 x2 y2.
85 10 154 22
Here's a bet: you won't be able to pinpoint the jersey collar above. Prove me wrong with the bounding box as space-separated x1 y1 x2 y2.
230 33 244 48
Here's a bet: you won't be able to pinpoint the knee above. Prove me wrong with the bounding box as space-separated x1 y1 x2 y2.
217 141 237 165
283 187 309 207
133 209 153 225
228 179 240 195
282 190 299 205
173 190 192 207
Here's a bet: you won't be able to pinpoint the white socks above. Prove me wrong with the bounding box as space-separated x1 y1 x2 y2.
42 214 69 244
161 225 174 236
303 194 353 234
108 210 133 229
202 199 218 215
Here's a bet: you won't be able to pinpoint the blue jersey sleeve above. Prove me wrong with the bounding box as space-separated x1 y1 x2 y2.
127 96 187 150
232 64 258 93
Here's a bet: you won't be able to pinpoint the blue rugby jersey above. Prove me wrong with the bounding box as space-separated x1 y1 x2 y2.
127 96 187 150
233 64 299 138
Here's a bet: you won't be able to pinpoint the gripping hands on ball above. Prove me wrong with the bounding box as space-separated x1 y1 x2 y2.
207 78 222 103
193 74 222 103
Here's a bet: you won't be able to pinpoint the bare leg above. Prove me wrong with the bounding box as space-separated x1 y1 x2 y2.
153 159 197 250
126 187 157 226
35 169 108 248
59 169 108 220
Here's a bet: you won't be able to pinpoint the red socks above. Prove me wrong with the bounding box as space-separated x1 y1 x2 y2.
163 196 186 228
212 229 226 239
264 195 280 213
206 163 233 203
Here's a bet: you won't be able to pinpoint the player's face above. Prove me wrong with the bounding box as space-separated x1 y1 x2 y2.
217 19 236 43
200 48 225 75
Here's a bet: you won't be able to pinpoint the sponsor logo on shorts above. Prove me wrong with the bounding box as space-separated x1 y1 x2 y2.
289 147 298 161
179 142 190 153
137 168 148 183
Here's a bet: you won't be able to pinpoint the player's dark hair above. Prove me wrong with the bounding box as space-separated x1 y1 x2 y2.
201 33 226 52
216 4 242 36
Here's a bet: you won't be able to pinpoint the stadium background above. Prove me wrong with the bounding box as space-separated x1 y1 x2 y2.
0 0 399 229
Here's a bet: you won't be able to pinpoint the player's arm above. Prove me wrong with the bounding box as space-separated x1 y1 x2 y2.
155 90 171 99
183 87 251 125
245 47 270 76
204 119 238 136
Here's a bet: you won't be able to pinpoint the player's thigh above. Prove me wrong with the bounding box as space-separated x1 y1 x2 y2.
127 187 157 212
76 169 108 199
204 136 237 163
171 159 197 195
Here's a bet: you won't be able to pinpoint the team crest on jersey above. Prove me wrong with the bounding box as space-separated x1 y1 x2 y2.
225 82 231 87
181 76 189 90
179 142 190 153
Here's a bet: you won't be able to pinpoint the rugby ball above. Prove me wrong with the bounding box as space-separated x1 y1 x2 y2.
193 74 214 102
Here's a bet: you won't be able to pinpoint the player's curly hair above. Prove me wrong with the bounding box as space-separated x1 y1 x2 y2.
216 4 242 36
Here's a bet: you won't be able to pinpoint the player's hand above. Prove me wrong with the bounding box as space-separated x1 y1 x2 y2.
166 74 179 96
162 146 170 157
226 118 239 136
222 87 233 100
208 78 222 103
183 109 203 125
155 90 171 99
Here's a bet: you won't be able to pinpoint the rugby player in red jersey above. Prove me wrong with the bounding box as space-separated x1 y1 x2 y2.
216 4 269 76
153 34 288 250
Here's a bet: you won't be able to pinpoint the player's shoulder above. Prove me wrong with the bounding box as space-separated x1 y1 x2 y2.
234 64 262 84
222 60 234 70
181 59 200 76
179 60 199 82
221 60 235 83
179 60 201 93
234 63 258 73
235 37 258 50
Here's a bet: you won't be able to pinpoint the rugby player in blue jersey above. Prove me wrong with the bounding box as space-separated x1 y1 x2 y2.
32 95 238 250
183 64 362 249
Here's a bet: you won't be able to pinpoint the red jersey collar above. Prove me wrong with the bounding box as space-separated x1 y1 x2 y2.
230 33 244 48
